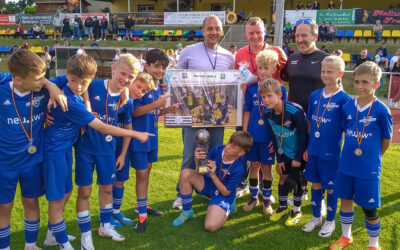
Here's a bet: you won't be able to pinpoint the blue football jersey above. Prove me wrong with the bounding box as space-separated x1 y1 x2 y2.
75 80 133 155
43 85 95 152
130 85 161 152
265 101 308 163
115 98 134 152
245 83 287 142
338 98 392 180
206 145 244 202
0 76 67 168
307 88 351 161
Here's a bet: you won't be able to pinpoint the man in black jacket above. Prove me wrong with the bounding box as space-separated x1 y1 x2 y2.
93 16 100 40
125 14 135 40
85 16 94 41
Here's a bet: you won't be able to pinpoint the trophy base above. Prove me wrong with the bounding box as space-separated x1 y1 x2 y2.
196 165 208 174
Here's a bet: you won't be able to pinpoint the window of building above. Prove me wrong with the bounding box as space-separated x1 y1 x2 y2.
138 5 154 12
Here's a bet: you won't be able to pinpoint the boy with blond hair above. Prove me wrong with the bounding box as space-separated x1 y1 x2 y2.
242 50 286 215
302 56 351 237
43 54 152 250
330 62 392 250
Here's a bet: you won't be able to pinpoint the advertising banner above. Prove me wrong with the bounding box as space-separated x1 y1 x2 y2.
17 14 54 25
164 11 226 25
164 69 242 128
355 8 400 25
316 9 355 25
284 10 316 24
0 14 16 25
111 12 164 25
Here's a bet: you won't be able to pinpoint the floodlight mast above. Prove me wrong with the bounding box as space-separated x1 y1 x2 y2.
274 0 284 48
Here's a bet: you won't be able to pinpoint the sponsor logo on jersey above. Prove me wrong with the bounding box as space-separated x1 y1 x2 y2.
291 60 299 65
283 120 291 127
31 95 45 108
359 116 376 126
94 96 100 101
3 99 11 105
325 102 339 111
311 60 319 64
108 103 119 111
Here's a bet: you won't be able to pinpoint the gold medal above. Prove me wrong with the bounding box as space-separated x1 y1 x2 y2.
105 135 112 142
28 145 37 154
154 122 158 128
268 101 285 157
314 131 320 138
105 81 121 126
215 190 219 196
278 148 284 155
258 119 264 126
257 92 265 126
354 148 362 156
315 89 334 138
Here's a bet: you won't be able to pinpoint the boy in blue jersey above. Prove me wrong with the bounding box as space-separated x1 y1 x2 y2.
330 62 392 250
43 54 153 250
302 56 351 237
172 131 253 232
260 78 308 226
130 49 180 233
242 50 287 215
111 72 156 229
73 55 154 248
0 50 68 250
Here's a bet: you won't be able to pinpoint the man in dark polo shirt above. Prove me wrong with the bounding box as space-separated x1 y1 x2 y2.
354 49 373 68
280 19 329 112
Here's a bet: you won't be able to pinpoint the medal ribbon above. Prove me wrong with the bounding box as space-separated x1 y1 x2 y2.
269 101 285 151
105 81 122 125
12 85 33 143
203 42 218 70
316 89 334 129
355 98 376 148
152 89 159 123
248 42 266 74
218 157 238 182
257 92 265 120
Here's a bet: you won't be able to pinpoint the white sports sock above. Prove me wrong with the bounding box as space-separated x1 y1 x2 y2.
81 231 91 238
60 241 72 249
369 236 379 248
342 223 352 239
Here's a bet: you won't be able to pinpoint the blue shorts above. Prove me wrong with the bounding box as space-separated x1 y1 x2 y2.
86 27 93 34
195 175 233 214
334 172 380 208
0 164 44 204
101 28 107 34
115 150 130 182
246 142 274 165
75 151 116 186
304 155 338 190
44 150 73 201
130 149 157 170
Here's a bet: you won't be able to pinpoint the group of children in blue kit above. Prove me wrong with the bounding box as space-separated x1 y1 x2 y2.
0 45 393 250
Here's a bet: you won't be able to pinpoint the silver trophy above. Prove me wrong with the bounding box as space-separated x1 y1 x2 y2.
194 129 210 173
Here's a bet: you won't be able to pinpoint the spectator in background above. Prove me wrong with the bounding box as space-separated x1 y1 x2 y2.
100 16 108 41
85 16 94 41
93 16 100 40
14 24 24 39
121 48 128 54
113 48 121 62
167 49 177 68
32 23 41 38
137 52 146 72
390 57 400 107
296 2 304 10
375 42 389 70
77 44 86 54
283 22 294 43
282 41 293 57
373 20 383 43
176 43 184 56
390 49 400 71
306 1 312 9
41 46 51 78
331 49 343 57
328 0 335 9
312 0 320 9
64 40 71 46
318 21 327 42
237 10 245 23
62 15 71 38
321 45 329 54
327 22 336 43
354 49 372 68
111 14 119 40
21 42 29 50
39 23 46 37
72 15 81 40
125 14 134 41
230 44 237 57
53 13 62 40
